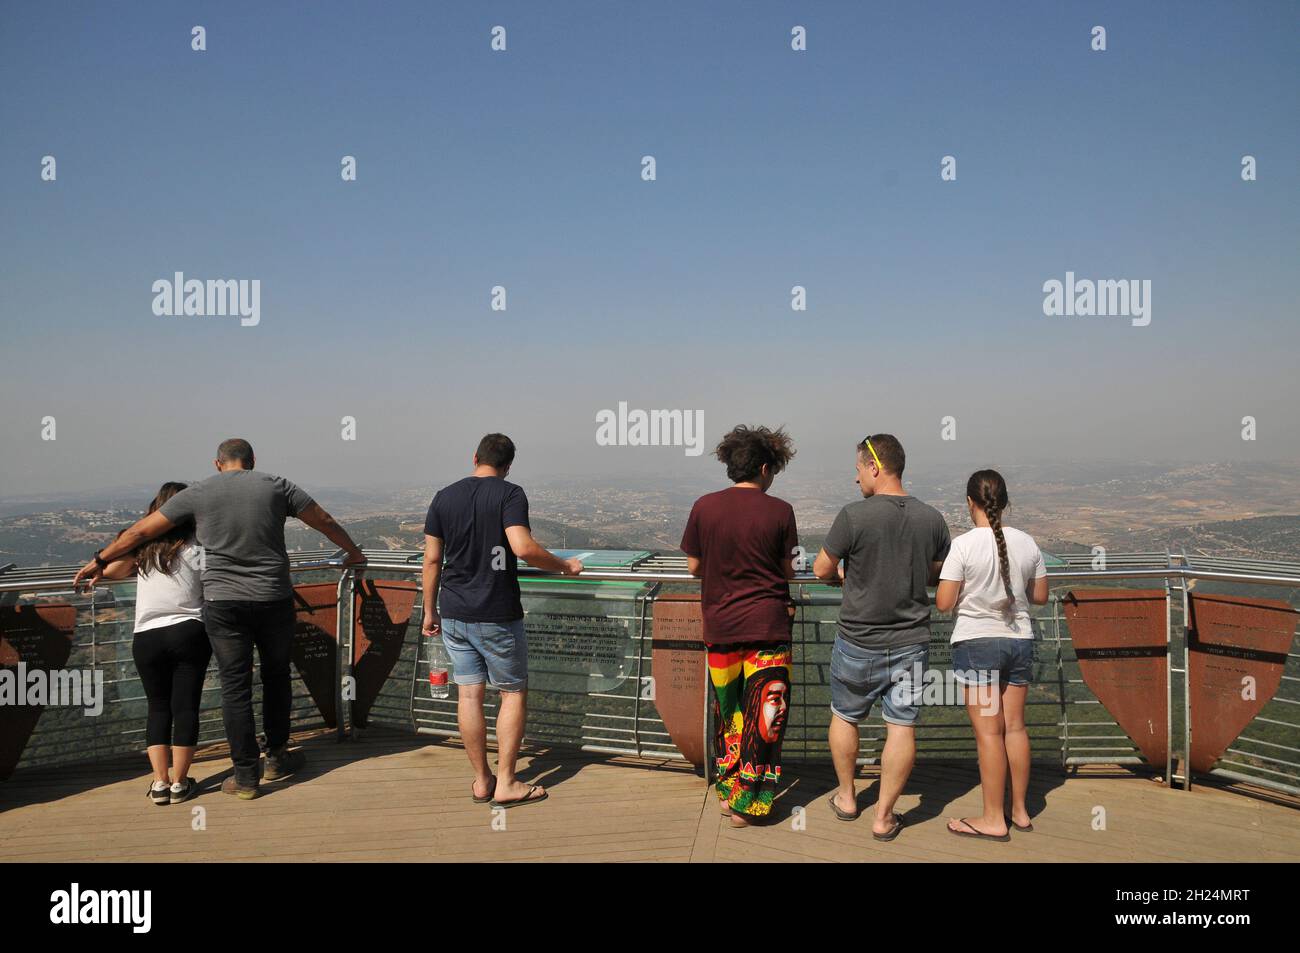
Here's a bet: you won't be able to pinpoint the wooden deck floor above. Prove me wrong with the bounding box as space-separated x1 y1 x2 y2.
2 727 1297 862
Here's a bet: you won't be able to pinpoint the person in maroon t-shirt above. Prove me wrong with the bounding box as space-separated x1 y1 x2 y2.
681 425 798 827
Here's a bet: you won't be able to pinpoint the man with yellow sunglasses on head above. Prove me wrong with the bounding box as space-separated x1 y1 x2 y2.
812 433 952 841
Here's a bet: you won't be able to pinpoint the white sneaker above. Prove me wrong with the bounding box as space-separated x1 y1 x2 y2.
169 777 198 805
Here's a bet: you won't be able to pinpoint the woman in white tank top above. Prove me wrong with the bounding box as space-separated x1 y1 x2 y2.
935 470 1049 842
99 483 211 806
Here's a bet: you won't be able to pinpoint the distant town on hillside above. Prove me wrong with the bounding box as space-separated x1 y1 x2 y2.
2 460 1297 568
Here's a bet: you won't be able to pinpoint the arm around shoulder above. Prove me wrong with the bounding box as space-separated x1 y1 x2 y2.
72 510 175 588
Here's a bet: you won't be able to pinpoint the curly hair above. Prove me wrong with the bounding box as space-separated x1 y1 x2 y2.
715 425 796 483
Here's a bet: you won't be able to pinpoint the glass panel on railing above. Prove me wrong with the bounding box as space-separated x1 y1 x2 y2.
403 575 655 757
521 580 643 694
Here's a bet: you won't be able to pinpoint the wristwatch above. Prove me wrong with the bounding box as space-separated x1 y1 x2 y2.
93 550 109 570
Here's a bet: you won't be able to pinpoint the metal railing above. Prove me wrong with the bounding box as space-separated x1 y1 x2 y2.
1 550 1297 797
0 557 345 768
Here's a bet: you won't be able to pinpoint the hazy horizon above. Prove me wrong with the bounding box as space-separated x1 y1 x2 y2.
2 454 1294 509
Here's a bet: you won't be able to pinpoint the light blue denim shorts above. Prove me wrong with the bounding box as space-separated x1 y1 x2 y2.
830 638 929 726
441 617 528 691
951 637 1034 688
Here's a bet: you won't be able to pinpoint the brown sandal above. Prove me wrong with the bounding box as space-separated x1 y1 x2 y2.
828 794 860 821
872 812 904 841
490 784 548 809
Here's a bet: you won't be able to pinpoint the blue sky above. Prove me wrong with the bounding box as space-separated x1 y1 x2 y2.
2 1 1297 495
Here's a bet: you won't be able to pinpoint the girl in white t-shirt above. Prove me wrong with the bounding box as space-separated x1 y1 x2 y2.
99 483 210 806
935 469 1049 841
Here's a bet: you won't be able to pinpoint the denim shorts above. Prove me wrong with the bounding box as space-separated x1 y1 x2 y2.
441 617 528 691
951 637 1034 688
830 638 929 726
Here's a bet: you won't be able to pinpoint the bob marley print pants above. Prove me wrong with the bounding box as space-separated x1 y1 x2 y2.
707 642 792 817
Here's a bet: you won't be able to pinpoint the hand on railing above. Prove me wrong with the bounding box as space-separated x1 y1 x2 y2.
341 548 367 578
72 559 102 591
563 558 585 576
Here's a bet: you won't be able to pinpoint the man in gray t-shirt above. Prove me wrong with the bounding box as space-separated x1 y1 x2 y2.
822 493 951 651
75 438 364 797
813 434 951 840
159 469 315 601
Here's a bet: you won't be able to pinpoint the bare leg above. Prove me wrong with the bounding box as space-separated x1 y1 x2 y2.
948 688 1009 836
828 714 860 817
456 683 494 799
874 722 916 835
146 745 171 784
494 688 543 802
1002 684 1031 827
171 746 196 782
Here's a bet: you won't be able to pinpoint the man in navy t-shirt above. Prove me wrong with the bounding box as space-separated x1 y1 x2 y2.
421 433 582 809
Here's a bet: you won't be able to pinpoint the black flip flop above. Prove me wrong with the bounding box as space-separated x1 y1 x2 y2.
1005 815 1034 833
872 812 904 841
828 794 859 822
948 817 1010 842
490 784 548 809
471 777 497 804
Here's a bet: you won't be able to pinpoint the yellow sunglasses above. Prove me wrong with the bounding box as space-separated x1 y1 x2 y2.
860 436 883 470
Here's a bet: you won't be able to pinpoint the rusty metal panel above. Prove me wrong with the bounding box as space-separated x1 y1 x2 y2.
0 604 78 780
352 579 417 728
1062 588 1168 767
292 582 339 728
1187 592 1296 774
650 594 706 769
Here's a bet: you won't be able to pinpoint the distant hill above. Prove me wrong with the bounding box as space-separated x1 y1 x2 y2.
0 511 634 567
1104 514 1300 560
284 515 633 554
3 463 1298 568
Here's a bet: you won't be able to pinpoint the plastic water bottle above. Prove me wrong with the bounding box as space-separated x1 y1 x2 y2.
428 637 451 700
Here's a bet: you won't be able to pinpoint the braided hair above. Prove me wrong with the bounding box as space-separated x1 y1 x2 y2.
966 469 1014 617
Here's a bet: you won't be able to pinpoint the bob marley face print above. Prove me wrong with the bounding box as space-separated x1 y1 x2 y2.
759 677 789 743
740 666 789 745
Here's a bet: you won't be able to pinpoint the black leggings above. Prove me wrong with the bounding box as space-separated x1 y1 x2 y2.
132 619 212 747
